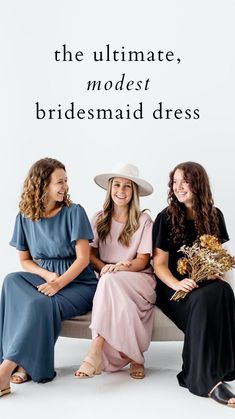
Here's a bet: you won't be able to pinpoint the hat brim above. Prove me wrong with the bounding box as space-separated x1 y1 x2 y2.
94 173 153 196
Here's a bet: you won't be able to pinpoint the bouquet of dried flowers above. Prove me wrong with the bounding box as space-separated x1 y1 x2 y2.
171 235 235 301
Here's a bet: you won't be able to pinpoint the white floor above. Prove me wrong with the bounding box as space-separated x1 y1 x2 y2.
1 338 235 418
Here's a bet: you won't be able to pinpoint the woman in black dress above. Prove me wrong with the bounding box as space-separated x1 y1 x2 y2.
153 161 235 407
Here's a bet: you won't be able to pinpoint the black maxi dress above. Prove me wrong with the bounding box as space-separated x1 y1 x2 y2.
153 207 235 397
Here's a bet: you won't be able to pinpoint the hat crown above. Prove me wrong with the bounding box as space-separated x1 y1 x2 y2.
113 163 139 179
94 162 153 196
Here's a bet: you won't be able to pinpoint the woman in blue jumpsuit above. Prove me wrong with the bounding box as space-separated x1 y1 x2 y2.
0 158 97 396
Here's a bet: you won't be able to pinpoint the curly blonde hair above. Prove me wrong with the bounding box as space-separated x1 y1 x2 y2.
19 158 72 221
96 178 141 246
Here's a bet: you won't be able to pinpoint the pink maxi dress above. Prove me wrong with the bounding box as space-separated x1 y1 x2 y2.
90 211 157 371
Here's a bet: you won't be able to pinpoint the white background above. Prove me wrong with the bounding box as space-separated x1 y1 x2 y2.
0 2 235 417
0 1 234 275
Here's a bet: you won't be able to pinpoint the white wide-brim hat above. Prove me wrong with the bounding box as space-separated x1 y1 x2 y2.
94 163 154 196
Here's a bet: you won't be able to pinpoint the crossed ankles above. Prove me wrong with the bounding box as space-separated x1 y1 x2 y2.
75 354 102 379
209 382 235 407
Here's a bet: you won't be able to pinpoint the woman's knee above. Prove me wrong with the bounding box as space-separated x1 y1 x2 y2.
96 273 119 295
3 272 21 288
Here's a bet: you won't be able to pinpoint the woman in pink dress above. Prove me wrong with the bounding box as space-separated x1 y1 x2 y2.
75 163 156 379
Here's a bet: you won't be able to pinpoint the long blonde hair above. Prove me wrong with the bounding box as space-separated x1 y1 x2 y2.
19 157 72 221
96 178 141 246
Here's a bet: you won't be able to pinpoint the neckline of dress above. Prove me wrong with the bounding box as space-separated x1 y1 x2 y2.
112 217 126 225
42 205 64 220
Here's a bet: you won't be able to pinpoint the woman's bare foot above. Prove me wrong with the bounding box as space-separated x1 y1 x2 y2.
0 363 13 396
11 366 28 384
75 336 104 378
129 362 145 379
0 374 10 395
75 351 102 378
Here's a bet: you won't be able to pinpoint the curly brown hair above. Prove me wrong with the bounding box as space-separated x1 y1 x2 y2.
96 178 141 246
167 161 219 243
19 158 72 221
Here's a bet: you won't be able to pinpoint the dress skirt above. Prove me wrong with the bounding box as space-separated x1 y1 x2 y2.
0 272 97 383
156 279 235 396
90 271 156 371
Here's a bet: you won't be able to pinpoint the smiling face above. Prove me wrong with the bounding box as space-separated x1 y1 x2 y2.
173 169 193 207
111 177 133 208
46 168 68 205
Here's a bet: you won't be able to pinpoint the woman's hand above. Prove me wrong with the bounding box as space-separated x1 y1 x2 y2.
114 261 132 272
45 272 59 283
37 279 61 297
101 261 132 275
174 278 198 293
207 274 223 280
100 264 117 275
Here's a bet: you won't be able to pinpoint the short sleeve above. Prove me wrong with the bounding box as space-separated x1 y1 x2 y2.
70 205 94 243
90 211 102 248
216 208 230 243
136 213 153 255
152 209 170 251
9 213 29 251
